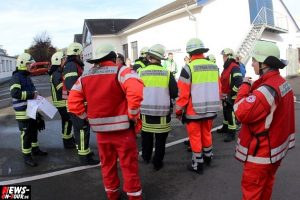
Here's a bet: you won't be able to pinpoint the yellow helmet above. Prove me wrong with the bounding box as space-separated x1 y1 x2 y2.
51 52 64 65
17 53 35 70
148 44 166 60
67 42 83 56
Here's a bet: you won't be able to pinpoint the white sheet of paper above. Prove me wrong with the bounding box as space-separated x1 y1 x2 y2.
26 95 58 119
38 98 58 119
26 99 39 119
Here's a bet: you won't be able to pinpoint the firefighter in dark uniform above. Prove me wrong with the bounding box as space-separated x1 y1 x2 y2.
217 48 243 142
10 53 47 167
133 46 149 72
49 52 75 149
62 42 99 165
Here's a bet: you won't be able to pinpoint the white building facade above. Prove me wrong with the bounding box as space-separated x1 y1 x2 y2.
80 0 300 79
0 48 16 80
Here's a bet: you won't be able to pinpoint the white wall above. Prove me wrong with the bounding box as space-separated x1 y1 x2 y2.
0 56 16 79
84 0 299 78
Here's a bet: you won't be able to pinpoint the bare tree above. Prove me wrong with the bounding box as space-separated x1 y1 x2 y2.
28 31 56 62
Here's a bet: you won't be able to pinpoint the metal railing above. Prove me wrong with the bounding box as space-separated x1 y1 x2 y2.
252 7 288 31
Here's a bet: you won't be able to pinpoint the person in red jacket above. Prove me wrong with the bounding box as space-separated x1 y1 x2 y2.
234 41 295 200
176 38 220 174
68 44 144 200
217 48 243 142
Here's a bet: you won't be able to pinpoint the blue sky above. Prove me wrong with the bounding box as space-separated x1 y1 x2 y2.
0 0 299 56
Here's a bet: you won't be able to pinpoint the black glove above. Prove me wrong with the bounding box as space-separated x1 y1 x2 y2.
36 114 45 132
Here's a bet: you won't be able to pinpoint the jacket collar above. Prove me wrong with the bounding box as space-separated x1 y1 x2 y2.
191 54 205 61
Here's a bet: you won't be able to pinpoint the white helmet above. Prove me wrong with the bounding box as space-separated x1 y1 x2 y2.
51 52 64 65
87 44 115 64
148 44 166 60
67 42 83 56
17 53 35 70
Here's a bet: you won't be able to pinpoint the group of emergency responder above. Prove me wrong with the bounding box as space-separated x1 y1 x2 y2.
9 37 295 200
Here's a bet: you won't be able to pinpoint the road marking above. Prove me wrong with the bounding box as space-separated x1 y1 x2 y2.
0 125 223 185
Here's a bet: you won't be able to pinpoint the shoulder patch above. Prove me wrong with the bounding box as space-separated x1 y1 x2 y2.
279 82 292 97
246 95 256 103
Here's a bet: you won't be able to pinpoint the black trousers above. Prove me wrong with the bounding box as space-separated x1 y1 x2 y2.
222 99 237 131
69 113 91 156
58 107 73 140
17 119 38 155
141 131 168 165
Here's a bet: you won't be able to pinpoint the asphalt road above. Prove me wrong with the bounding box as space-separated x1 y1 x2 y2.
0 75 299 200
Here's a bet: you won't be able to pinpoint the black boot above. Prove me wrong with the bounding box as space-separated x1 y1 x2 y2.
63 138 76 149
79 154 99 165
183 140 190 146
203 156 212 165
153 161 164 171
23 154 38 167
216 125 228 134
32 147 48 156
187 162 203 174
224 131 236 143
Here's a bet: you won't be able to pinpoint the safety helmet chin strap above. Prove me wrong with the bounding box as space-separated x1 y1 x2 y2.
259 63 270 75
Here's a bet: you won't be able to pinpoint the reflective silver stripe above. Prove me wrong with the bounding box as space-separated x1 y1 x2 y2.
233 98 245 112
71 77 82 92
192 101 220 113
192 152 203 162
247 155 271 164
128 108 140 115
105 188 119 192
257 86 275 106
88 115 129 125
91 122 130 132
118 66 128 82
271 147 289 163
178 76 190 84
236 142 248 155
13 101 27 107
185 112 216 119
78 112 87 119
235 150 247 161
119 73 140 84
203 146 213 157
289 139 295 149
265 103 276 129
193 64 218 71
271 133 295 156
139 70 168 76
127 190 142 197
141 87 170 116
183 64 191 77
175 104 183 111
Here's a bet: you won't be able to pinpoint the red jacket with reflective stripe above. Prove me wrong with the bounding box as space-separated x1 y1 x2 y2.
234 70 295 164
220 62 239 95
68 61 144 132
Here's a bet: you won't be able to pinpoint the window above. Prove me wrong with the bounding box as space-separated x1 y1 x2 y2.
2 60 5 72
6 60 9 72
85 30 92 45
123 44 128 59
131 41 138 61
10 60 12 71
248 0 274 25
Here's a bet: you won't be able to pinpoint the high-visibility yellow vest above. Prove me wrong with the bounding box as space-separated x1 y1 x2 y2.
188 59 220 114
139 64 170 116
135 60 146 73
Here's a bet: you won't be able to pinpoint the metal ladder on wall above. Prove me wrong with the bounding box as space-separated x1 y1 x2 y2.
236 7 288 64
236 23 265 64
